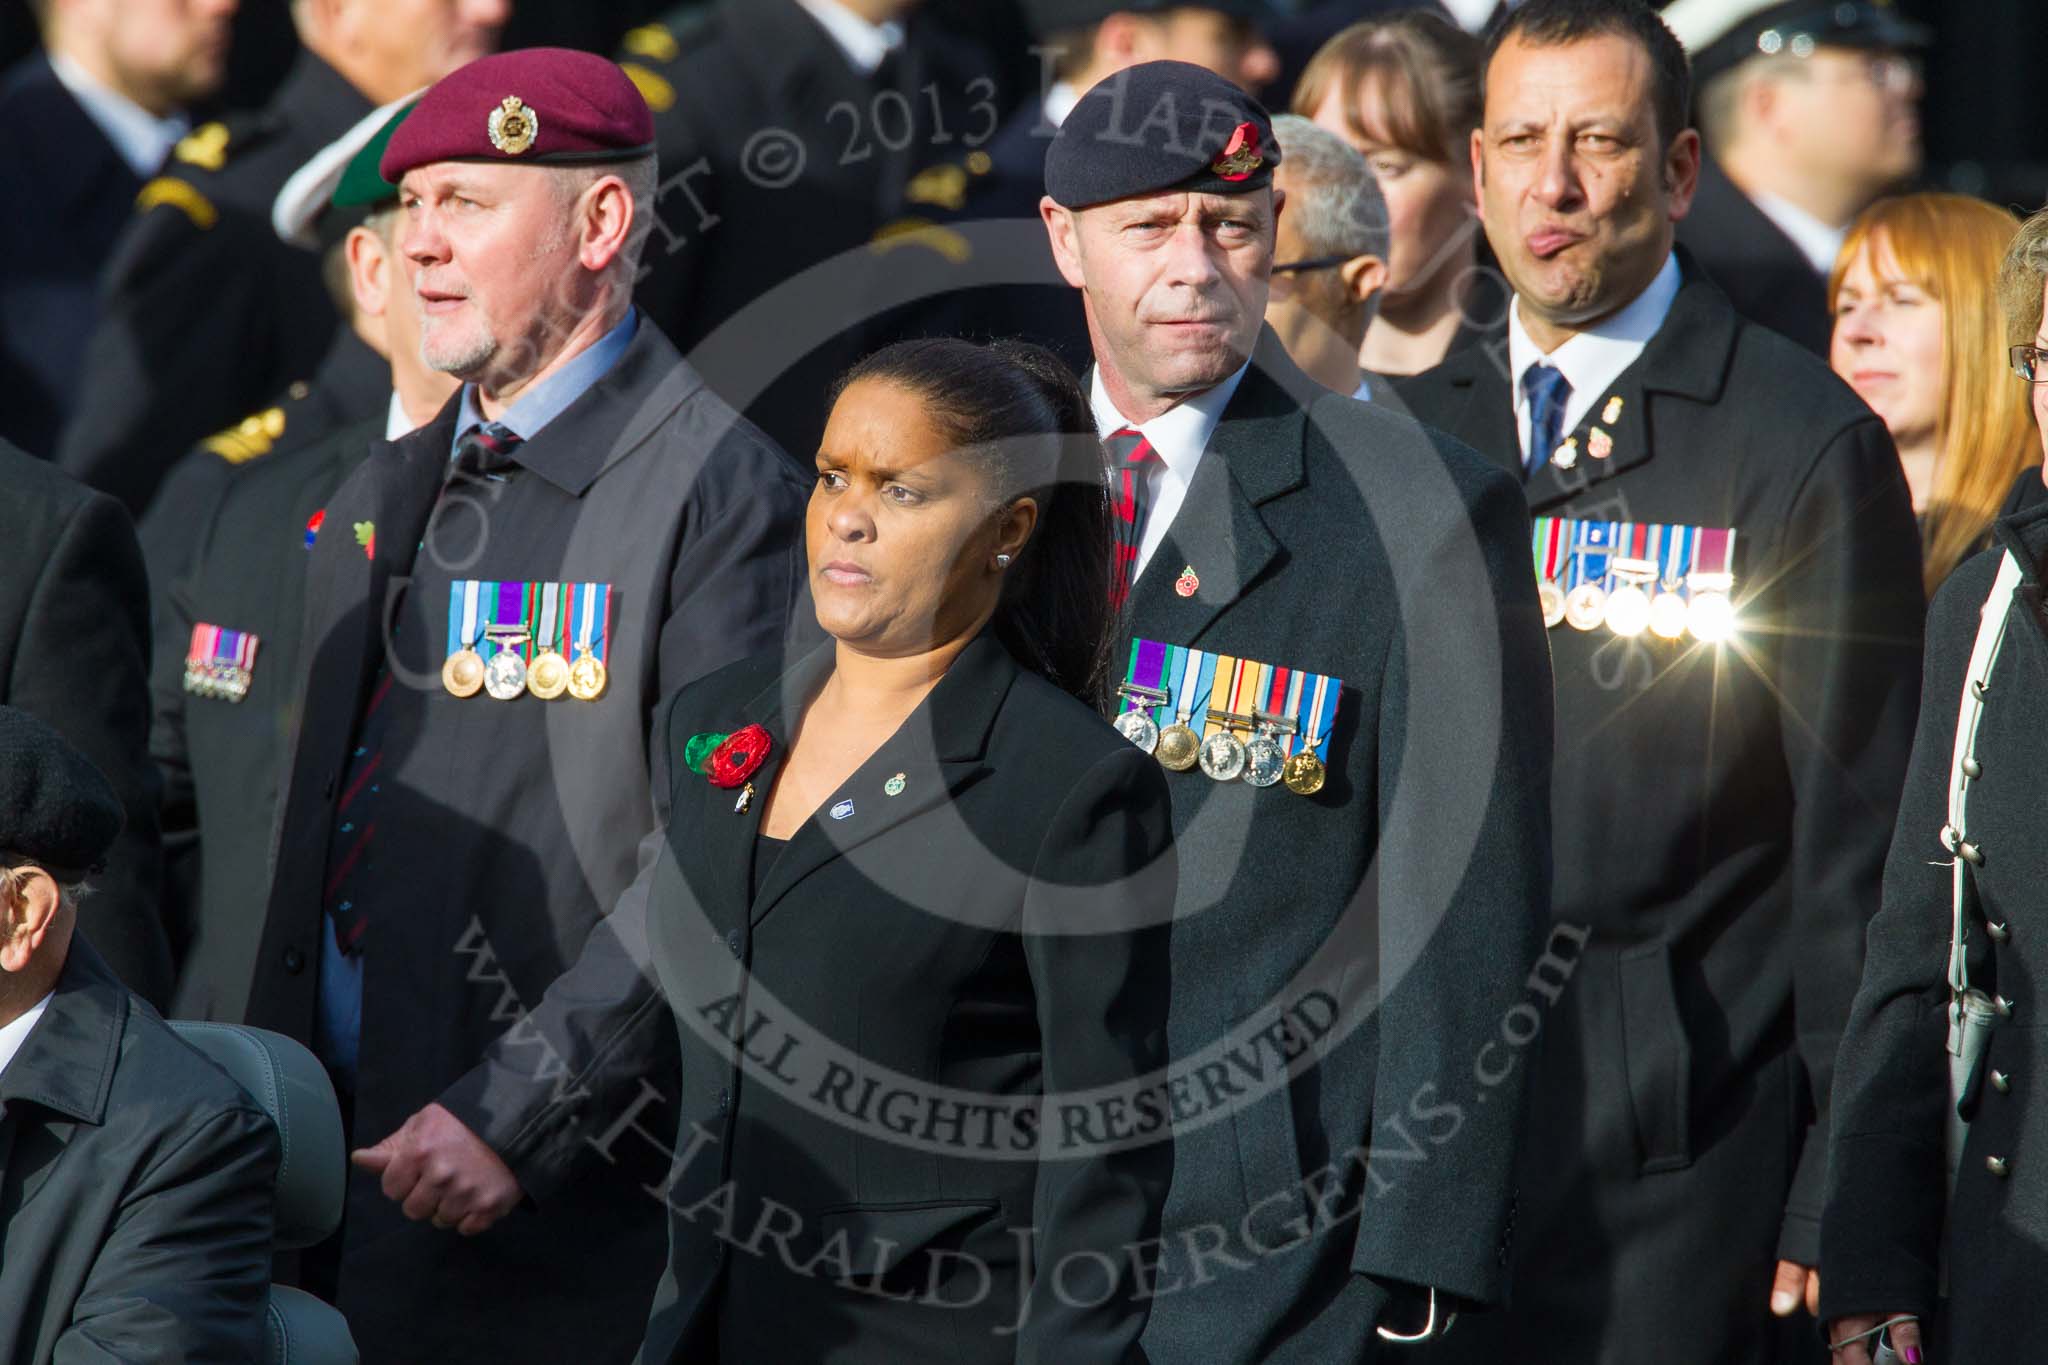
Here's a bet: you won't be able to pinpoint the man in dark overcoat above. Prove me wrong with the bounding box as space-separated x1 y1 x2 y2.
239 49 809 1363
1393 4 1924 1360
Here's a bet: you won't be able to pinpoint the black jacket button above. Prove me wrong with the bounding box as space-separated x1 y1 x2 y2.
726 929 742 958
283 948 306 974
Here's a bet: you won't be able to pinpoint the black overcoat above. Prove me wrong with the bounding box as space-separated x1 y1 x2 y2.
1125 335 1556 1363
0 441 170 1004
0 937 278 1364
1821 500 2048 1359
151 414 379 1022
1392 253 1925 1363
242 318 809 1363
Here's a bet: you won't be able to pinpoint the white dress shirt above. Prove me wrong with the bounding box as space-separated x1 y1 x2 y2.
1507 251 1681 463
48 52 188 178
385 392 414 441
0 991 54 1081
794 0 905 75
1750 189 1848 278
1090 361 1252 583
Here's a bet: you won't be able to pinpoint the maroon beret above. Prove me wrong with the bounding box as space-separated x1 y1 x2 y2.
381 47 655 183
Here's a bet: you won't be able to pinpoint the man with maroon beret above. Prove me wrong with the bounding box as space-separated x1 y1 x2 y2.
241 46 809 1363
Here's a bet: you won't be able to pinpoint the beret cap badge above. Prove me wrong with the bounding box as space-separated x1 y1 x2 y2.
488 95 539 156
1211 123 1263 181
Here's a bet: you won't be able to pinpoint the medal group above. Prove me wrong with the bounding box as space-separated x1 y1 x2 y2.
441 579 612 702
1532 518 1740 642
182 623 260 703
1113 638 1341 796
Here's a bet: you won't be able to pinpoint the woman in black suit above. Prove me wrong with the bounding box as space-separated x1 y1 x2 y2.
635 339 1177 1363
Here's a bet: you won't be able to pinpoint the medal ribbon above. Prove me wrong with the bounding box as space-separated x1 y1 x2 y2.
1662 524 1695 590
537 582 561 656
574 582 610 661
1279 669 1306 757
1127 638 1167 714
1201 656 1238 738
1694 527 1735 580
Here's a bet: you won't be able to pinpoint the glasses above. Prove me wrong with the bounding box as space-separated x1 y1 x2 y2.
1272 255 1352 276
2011 346 2048 384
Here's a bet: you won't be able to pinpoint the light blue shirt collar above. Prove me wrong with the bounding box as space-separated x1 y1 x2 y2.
451 310 638 457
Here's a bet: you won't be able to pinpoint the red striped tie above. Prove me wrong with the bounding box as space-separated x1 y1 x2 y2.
1107 426 1157 610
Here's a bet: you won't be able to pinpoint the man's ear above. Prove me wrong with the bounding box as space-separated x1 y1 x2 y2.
1664 127 1702 223
0 868 61 975
580 176 635 273
1041 197 1090 289
345 223 390 320
1340 253 1388 306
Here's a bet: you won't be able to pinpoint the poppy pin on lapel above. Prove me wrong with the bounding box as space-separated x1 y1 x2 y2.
1175 565 1200 598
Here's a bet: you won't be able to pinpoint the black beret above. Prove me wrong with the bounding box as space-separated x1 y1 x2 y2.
1045 61 1278 210
0 706 122 883
1676 0 1930 85
1022 0 1276 38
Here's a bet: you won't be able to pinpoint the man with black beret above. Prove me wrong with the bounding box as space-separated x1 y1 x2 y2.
241 46 807 1364
0 705 279 1365
1042 59 1553 1362
910 0 1281 375
1668 0 1929 353
151 96 458 1025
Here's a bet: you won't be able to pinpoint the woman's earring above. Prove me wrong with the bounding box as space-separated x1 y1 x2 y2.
995 553 1012 569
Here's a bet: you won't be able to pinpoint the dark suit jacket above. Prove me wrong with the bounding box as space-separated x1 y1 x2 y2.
1394 253 1924 1363
0 936 277 1364
0 441 171 1005
57 53 370 517
136 330 388 606
1124 336 1554 1363
1677 156 1834 356
0 55 143 458
621 632 1177 1362
243 317 808 1364
1821 502 2048 1358
152 412 381 1022
624 0 1003 457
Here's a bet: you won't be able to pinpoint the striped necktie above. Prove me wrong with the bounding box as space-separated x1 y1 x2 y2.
1107 426 1158 610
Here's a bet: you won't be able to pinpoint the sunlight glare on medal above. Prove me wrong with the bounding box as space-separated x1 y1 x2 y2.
1687 591 1737 644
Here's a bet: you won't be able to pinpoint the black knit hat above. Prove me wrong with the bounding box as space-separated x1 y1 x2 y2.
0 706 122 882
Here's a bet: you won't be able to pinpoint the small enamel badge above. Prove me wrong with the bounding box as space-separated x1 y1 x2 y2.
1588 428 1614 460
353 520 375 560
488 96 539 155
1602 395 1624 425
884 773 906 797
1211 123 1263 180
1175 565 1200 598
1552 438 1579 470
830 799 856 821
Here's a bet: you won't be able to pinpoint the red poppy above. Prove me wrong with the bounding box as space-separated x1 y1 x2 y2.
706 723 773 788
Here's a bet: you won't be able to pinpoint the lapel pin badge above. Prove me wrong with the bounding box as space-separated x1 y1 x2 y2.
830 798 856 821
1602 395 1624 425
1551 437 1579 470
1175 565 1200 598
1588 428 1614 460
884 773 906 797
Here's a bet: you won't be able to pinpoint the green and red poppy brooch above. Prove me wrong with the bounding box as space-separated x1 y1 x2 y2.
686 723 773 803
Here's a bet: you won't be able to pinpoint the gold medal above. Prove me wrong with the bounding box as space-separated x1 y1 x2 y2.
443 646 485 698
1564 582 1608 632
1538 578 1566 629
1282 750 1326 796
568 646 609 701
527 650 570 700
1155 724 1199 771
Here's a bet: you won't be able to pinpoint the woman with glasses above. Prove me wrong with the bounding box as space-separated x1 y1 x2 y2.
1820 207 2048 1364
1829 193 2037 594
1293 11 1505 378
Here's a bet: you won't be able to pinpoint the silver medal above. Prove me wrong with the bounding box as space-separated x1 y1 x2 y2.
1199 731 1248 782
1242 731 1285 788
1115 709 1161 753
483 648 528 700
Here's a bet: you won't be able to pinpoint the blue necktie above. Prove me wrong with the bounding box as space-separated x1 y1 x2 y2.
1521 364 1573 475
